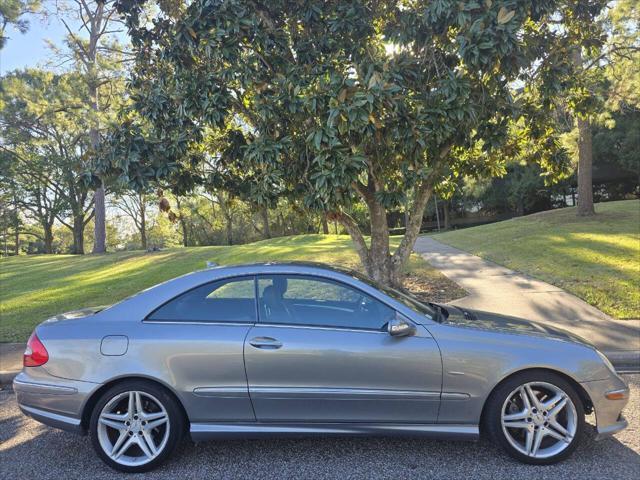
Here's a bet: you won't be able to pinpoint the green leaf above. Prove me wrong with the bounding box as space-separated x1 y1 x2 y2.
497 7 515 24
313 130 323 150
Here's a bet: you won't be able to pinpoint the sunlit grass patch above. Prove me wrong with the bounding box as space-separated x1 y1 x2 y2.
433 200 640 319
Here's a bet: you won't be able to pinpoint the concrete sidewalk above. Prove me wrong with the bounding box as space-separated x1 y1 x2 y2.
415 236 640 371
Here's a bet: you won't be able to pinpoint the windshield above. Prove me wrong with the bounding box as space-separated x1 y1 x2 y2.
345 269 437 320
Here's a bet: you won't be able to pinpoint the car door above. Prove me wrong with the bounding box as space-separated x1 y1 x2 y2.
143 275 257 422
244 274 442 423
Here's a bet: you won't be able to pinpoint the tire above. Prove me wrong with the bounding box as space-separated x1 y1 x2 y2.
89 380 185 473
484 370 585 465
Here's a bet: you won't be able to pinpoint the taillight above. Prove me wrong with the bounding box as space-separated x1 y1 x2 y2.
24 332 49 367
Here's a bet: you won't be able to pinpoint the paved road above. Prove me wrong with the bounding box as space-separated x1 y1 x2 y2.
414 237 640 369
1 375 638 480
0 343 24 385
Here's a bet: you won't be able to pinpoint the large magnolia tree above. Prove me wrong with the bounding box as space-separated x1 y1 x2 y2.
104 0 603 287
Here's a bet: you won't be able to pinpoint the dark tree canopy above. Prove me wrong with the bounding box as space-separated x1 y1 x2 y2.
104 0 604 286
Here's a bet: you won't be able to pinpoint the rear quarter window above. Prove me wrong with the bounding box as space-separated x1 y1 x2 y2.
147 276 256 323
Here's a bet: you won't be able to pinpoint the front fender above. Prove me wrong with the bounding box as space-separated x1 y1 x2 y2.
426 323 611 425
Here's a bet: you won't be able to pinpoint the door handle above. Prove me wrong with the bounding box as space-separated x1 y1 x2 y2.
248 336 282 349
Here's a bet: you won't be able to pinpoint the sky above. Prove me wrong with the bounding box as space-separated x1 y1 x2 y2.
0 12 70 75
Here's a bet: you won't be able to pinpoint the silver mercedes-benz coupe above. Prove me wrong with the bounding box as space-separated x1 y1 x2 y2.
14 262 629 472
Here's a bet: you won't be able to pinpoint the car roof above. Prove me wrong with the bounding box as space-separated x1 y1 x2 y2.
207 261 359 276
105 261 382 316
100 259 437 325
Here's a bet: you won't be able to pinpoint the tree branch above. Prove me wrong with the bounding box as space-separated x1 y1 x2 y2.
328 210 370 267
392 143 453 270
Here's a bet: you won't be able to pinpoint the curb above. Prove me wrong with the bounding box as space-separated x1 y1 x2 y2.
0 371 18 387
603 350 640 374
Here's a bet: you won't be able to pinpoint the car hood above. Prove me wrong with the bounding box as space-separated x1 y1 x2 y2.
441 306 595 347
42 306 108 324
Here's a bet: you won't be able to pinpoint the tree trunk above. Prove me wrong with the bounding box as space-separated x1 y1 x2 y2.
72 216 85 254
140 199 147 250
443 201 450 230
180 218 188 247
225 214 233 245
174 197 189 247
368 202 397 285
321 214 329 234
13 226 19 256
89 71 105 253
335 148 450 288
576 116 595 216
572 47 595 217
333 200 399 287
87 3 106 253
43 224 54 254
261 205 271 239
390 171 442 284
92 182 106 252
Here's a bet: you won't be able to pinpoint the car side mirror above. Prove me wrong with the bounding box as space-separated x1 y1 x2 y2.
387 314 416 337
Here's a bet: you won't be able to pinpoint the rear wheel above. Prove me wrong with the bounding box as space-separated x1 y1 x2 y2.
485 371 585 465
89 380 184 473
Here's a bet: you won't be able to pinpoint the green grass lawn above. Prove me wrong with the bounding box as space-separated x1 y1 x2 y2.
433 200 640 320
0 234 464 343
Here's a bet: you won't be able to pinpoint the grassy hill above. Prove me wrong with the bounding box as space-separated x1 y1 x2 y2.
433 200 640 320
0 234 464 342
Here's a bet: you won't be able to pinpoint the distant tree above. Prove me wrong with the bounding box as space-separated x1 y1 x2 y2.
469 162 569 216
604 0 640 113
0 69 100 253
593 110 640 175
49 0 131 252
110 190 154 250
0 153 66 253
0 176 22 255
560 0 640 215
0 0 39 49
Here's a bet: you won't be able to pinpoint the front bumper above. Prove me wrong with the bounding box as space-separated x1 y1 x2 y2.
594 415 628 440
581 376 630 440
13 369 99 435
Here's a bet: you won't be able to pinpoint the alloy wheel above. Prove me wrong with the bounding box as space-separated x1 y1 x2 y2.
501 381 577 459
96 390 170 467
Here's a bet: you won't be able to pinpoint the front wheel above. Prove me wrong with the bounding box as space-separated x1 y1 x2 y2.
485 371 585 465
89 380 184 473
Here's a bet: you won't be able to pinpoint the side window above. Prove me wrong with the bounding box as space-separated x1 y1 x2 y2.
148 276 256 323
257 275 395 330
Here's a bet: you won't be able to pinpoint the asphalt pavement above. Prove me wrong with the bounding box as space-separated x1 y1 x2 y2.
1 375 638 480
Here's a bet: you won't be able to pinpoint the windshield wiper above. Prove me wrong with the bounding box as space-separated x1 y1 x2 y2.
428 302 449 322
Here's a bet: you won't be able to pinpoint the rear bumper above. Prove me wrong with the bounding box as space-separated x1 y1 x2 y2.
18 403 84 434
13 369 98 435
